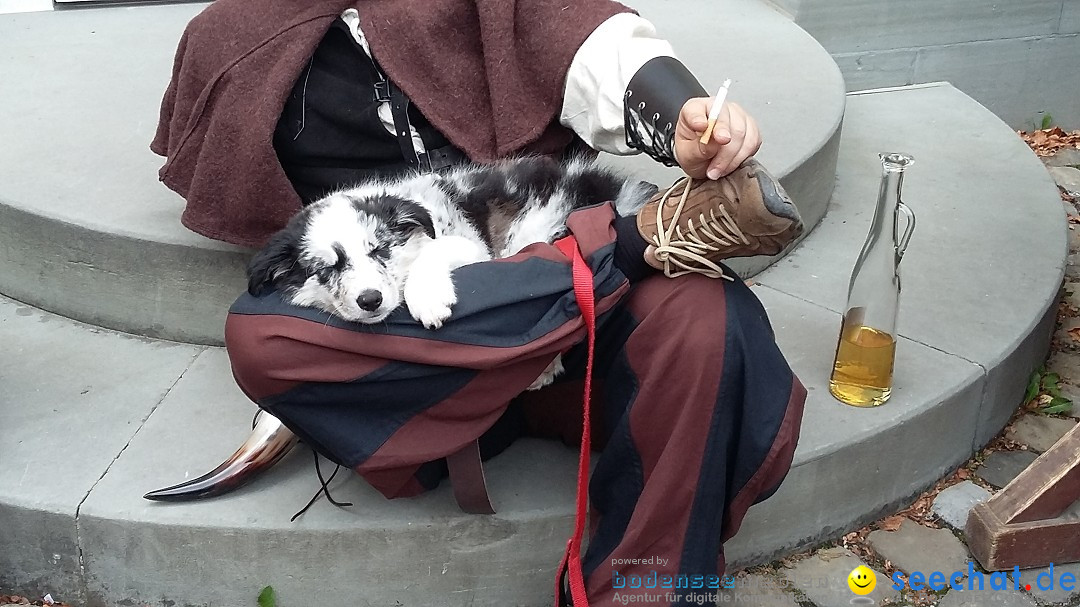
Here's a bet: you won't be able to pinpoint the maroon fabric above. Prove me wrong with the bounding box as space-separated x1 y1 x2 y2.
358 0 633 159
360 467 427 499
357 358 549 472
583 274 730 601
566 207 621 259
151 0 633 248
151 0 349 248
517 378 609 447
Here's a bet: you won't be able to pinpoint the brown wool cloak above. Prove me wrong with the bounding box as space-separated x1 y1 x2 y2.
151 0 634 248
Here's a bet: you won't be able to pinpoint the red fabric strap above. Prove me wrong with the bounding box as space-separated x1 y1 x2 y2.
552 236 596 607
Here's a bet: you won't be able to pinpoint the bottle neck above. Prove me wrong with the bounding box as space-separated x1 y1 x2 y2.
867 169 904 254
873 151 914 250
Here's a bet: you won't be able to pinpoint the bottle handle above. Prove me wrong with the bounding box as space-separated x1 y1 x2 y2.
896 201 916 261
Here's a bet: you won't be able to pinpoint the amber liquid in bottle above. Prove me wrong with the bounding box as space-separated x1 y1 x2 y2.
829 318 897 407
829 152 914 408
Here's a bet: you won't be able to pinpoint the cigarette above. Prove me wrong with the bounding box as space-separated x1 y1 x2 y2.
699 79 732 145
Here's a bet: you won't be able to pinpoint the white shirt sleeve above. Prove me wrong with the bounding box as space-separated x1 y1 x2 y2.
560 13 677 156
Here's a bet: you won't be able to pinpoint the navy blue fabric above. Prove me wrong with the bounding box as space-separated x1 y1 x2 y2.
261 361 478 468
580 345 644 578
725 284 791 500
554 300 646 578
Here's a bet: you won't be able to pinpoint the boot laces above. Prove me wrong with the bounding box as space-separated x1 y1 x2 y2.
650 177 750 279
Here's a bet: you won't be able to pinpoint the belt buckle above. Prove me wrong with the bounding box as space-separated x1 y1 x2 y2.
416 152 433 173
373 80 391 103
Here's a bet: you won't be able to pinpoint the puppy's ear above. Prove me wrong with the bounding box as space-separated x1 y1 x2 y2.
391 201 436 239
247 231 298 296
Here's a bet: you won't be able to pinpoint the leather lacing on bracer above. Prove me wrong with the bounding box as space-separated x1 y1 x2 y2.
624 91 678 167
649 177 749 280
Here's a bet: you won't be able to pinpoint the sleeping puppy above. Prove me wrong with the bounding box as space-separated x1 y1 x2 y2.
246 155 654 388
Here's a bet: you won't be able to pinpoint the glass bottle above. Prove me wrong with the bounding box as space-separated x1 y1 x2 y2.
829 153 916 407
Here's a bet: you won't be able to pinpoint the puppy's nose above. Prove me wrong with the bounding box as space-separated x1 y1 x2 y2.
356 289 383 311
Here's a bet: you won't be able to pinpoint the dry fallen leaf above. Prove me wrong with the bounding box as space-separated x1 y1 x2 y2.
1020 127 1080 156
1069 326 1080 341
880 515 905 532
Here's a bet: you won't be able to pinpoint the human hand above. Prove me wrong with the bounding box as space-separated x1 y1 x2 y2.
673 97 761 180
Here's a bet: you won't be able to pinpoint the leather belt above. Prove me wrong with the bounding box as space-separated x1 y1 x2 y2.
446 440 494 514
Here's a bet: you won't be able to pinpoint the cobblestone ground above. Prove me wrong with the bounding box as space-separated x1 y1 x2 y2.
715 143 1080 607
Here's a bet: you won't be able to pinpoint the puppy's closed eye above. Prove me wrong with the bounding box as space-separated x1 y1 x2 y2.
314 243 349 282
331 243 348 269
371 244 391 261
315 266 337 283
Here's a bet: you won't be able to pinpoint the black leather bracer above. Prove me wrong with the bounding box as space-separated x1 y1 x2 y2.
624 56 708 166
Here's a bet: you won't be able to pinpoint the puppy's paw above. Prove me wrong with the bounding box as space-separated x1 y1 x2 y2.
405 273 457 330
527 355 565 391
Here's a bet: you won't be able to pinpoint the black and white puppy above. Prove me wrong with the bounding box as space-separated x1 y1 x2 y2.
248 155 652 325
247 156 652 386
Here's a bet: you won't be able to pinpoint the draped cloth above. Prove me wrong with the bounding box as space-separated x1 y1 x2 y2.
151 0 633 247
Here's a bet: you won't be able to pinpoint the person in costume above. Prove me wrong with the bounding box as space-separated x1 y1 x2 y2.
149 0 807 605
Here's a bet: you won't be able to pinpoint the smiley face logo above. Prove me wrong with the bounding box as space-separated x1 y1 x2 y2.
847 565 876 595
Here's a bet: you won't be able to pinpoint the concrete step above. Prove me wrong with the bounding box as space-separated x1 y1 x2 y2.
0 82 1064 607
0 0 844 346
764 0 1080 128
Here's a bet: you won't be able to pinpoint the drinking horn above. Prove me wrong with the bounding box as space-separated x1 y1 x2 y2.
143 411 298 501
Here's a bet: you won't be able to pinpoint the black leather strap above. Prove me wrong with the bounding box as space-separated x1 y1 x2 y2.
388 81 421 166
421 144 468 172
624 56 708 167
388 79 468 172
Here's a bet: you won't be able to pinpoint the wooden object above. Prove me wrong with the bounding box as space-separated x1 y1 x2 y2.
966 420 1080 570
